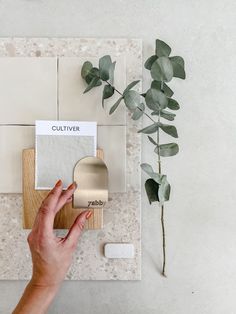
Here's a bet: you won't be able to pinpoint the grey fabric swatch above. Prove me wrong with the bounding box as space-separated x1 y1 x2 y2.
36 135 95 189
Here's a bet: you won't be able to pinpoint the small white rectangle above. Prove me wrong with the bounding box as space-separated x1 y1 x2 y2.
104 243 134 259
36 120 97 138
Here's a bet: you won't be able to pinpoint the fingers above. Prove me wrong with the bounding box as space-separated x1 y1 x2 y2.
54 182 77 213
64 210 92 247
33 180 63 234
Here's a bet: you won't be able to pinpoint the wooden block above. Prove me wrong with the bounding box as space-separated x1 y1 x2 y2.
22 148 104 229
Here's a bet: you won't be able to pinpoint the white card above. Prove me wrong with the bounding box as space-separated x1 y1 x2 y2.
35 120 97 190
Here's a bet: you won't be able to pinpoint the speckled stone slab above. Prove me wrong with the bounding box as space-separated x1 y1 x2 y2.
0 38 142 280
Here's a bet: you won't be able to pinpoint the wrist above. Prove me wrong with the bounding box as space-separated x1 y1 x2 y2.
28 278 60 295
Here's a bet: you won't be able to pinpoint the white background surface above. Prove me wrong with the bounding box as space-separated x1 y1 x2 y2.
0 0 236 313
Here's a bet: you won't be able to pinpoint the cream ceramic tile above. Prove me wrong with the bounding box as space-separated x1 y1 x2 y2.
58 57 126 125
0 57 57 124
0 126 34 193
98 125 126 192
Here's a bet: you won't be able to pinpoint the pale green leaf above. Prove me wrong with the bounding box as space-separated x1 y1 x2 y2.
83 76 101 93
158 175 171 203
123 80 140 94
102 85 114 107
138 123 159 134
158 123 178 138
154 143 179 157
151 57 173 82
167 98 180 110
109 97 123 115
151 80 174 97
132 103 145 120
81 61 93 79
145 88 168 110
109 61 116 85
144 55 158 70
141 163 162 184
170 56 186 79
99 55 112 81
123 90 140 110
155 39 171 57
148 136 157 145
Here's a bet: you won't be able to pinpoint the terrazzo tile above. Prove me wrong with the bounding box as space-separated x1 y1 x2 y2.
0 38 142 280
58 57 126 125
0 57 57 124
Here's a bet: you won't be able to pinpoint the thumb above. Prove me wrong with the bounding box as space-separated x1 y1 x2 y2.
64 210 92 246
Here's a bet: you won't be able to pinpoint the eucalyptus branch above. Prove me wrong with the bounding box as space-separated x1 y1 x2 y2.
81 39 186 277
105 80 155 123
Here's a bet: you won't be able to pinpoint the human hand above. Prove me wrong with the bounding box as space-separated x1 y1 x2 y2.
13 180 92 314
27 179 92 288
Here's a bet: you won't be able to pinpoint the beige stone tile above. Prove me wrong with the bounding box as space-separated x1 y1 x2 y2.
58 57 126 125
0 126 35 193
0 57 57 124
98 126 126 192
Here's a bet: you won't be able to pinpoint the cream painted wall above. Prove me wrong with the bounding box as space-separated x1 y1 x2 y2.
0 0 236 313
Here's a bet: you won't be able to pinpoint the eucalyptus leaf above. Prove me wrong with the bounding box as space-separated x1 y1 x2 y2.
144 55 158 70
158 175 171 203
109 61 116 85
138 123 159 134
155 39 171 57
123 90 140 110
81 61 93 79
145 178 159 204
123 80 140 94
102 85 114 107
109 97 123 115
158 123 178 138
141 163 154 175
99 55 113 81
167 98 180 110
141 164 162 184
154 143 179 157
85 67 101 86
170 56 186 79
132 103 145 120
151 80 174 97
160 110 176 121
151 109 176 121
145 88 168 110
83 76 101 93
151 57 173 82
148 136 157 145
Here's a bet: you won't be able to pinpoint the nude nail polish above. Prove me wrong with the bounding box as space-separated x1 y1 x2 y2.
68 182 76 190
86 211 92 219
55 179 62 187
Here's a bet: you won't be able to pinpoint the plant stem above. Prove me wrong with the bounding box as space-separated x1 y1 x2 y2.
158 81 166 277
161 204 166 276
105 80 155 123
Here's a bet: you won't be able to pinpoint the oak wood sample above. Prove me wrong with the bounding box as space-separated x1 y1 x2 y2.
22 148 103 229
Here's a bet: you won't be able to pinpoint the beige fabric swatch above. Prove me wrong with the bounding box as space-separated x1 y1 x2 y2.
36 135 95 189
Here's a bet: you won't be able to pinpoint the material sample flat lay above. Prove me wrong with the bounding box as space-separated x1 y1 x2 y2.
0 37 142 280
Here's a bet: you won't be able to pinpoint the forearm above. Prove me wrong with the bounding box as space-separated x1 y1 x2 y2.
12 280 60 314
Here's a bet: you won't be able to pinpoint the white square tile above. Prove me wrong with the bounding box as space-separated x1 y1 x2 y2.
98 126 126 192
0 126 35 193
58 57 126 125
0 57 57 124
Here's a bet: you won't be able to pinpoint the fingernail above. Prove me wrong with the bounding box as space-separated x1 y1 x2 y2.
68 182 76 190
86 211 92 219
55 179 62 187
